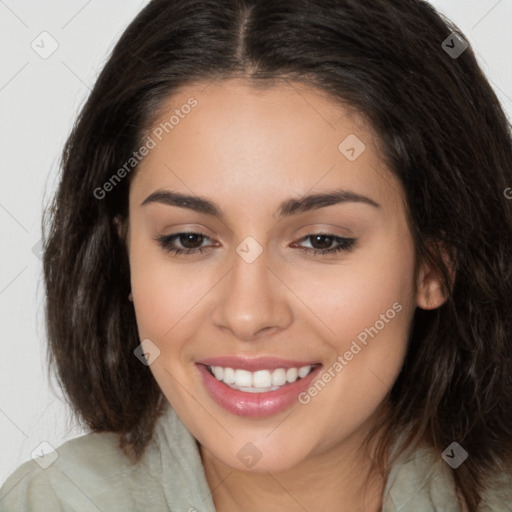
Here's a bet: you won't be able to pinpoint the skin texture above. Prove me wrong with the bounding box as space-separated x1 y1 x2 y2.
123 78 447 512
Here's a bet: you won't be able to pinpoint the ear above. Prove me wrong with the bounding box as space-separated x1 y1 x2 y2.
416 241 455 310
113 215 132 302
113 214 126 240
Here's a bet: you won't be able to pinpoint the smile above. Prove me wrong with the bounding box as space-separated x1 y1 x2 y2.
207 365 315 393
196 357 322 417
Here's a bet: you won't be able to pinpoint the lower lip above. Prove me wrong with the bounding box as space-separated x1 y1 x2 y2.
196 364 322 417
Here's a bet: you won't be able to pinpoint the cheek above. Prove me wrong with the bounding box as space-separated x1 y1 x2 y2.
288 230 416 348
128 231 194 341
128 239 203 400
128 232 224 369
288 229 416 412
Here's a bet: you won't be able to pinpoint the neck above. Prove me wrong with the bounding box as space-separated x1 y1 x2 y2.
200 428 388 512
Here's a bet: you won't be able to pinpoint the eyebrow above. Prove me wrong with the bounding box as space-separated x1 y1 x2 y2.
140 188 381 218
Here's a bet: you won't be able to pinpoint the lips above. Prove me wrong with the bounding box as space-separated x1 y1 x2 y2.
196 357 322 417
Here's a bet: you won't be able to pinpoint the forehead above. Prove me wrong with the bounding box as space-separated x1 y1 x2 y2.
130 78 403 216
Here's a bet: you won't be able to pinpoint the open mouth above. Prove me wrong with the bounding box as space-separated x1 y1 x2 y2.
203 363 320 393
196 356 323 417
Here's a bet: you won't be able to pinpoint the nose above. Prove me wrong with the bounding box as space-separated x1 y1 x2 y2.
211 246 293 341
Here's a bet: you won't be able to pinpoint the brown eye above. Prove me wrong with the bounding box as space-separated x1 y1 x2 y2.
292 234 357 256
154 232 212 255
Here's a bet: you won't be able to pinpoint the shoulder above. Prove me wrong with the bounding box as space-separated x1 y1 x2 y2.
479 461 512 512
0 404 214 512
383 439 512 512
0 431 143 512
383 442 462 511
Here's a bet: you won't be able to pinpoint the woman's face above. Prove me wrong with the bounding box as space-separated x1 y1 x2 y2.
125 78 436 472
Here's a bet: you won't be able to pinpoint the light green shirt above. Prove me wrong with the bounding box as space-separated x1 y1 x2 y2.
0 402 510 511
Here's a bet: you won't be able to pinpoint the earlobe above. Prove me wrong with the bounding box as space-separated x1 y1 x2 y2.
113 215 132 301
113 215 125 239
416 266 446 310
415 242 455 310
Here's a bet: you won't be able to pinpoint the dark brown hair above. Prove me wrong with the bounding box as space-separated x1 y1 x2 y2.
42 0 512 509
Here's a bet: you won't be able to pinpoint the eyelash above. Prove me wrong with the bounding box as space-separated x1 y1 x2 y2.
154 232 357 257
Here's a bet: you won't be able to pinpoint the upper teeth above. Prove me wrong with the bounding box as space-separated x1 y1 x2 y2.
209 365 313 393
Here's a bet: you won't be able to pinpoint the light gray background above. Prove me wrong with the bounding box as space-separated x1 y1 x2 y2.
1 0 511 484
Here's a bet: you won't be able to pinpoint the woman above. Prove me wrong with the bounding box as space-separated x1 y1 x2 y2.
1 0 511 510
